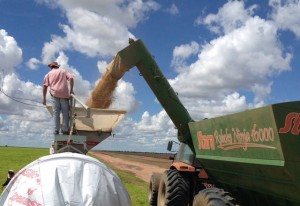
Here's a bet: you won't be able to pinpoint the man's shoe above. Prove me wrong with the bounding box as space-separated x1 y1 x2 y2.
53 130 59 135
62 131 69 135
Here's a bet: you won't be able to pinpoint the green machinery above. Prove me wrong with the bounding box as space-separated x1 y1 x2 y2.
107 39 300 205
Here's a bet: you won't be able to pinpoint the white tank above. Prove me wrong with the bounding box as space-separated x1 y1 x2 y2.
0 152 131 206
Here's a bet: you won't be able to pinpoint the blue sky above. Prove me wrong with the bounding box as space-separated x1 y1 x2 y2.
0 0 300 152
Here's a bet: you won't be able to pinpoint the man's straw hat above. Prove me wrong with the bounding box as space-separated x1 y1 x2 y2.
48 61 60 68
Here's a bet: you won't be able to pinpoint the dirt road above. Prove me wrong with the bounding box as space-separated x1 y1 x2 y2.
90 151 172 182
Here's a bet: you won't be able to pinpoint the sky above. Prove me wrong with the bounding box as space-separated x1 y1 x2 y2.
0 0 300 153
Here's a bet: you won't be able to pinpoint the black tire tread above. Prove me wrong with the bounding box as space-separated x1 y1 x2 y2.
193 187 236 206
158 169 190 206
149 173 162 205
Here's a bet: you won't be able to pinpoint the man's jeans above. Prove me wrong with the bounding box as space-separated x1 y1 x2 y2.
51 96 70 133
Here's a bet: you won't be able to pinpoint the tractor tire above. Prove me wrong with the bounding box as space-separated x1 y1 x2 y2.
192 188 236 206
157 169 190 206
149 172 162 205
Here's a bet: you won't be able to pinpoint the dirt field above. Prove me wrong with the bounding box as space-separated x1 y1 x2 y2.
89 151 174 182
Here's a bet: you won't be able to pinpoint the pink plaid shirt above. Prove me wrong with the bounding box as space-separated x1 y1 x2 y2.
43 68 74 98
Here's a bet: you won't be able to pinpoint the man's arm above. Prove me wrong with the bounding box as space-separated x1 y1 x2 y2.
69 78 74 94
43 85 48 105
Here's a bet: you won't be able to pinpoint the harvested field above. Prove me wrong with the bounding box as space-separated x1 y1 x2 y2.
90 151 174 182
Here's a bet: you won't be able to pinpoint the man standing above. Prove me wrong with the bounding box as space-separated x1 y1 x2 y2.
43 62 74 135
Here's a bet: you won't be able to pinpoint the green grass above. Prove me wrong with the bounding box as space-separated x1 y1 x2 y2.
0 146 48 194
96 158 149 206
0 147 148 205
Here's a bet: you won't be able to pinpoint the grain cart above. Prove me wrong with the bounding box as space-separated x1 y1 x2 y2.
47 94 126 154
104 39 300 206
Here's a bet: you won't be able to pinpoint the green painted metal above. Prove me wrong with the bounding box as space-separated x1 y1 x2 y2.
116 40 194 146
189 101 300 204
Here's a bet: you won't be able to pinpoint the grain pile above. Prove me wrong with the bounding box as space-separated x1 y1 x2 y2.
85 71 118 108
86 54 129 108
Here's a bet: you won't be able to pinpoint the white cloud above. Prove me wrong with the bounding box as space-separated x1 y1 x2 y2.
54 52 92 102
165 3 179 15
171 41 200 72
41 35 69 65
137 110 170 132
110 79 140 113
96 110 177 152
196 1 258 34
27 58 41 70
0 31 40 121
269 0 300 37
125 0 160 27
170 1 292 120
50 0 160 28
179 93 248 120
1 73 45 114
62 8 130 57
39 0 159 62
0 29 22 74
0 72 53 141
173 41 200 59
222 92 247 112
97 60 108 74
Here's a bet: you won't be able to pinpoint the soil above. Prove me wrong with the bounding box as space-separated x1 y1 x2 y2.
89 151 173 182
